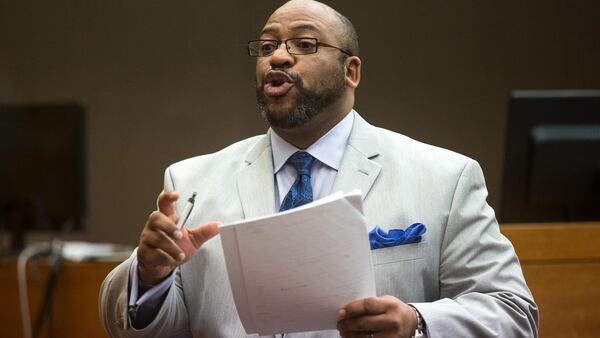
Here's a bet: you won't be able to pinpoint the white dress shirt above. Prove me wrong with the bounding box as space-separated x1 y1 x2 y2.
271 110 354 208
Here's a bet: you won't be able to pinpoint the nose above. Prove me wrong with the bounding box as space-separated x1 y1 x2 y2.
269 43 295 68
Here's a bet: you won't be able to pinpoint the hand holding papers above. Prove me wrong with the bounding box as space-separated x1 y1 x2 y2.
219 190 376 335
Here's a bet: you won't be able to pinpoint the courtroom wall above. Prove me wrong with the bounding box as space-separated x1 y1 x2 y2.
0 0 599 244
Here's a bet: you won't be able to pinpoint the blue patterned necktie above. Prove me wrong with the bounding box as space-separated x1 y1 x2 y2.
279 151 315 212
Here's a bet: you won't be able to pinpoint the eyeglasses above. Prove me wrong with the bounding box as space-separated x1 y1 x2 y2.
247 38 352 57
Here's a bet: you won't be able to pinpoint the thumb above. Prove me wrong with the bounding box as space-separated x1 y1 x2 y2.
187 222 221 249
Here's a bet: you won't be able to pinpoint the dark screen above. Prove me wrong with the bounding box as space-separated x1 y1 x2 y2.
500 90 600 223
0 103 86 239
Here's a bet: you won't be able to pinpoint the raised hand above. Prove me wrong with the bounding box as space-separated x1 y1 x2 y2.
137 191 220 285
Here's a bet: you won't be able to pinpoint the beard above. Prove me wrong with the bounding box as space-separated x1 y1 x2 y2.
256 64 346 129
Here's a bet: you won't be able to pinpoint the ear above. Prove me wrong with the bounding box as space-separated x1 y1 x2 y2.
344 56 361 89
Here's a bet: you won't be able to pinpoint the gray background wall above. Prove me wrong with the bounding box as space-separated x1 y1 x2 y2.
1 0 599 244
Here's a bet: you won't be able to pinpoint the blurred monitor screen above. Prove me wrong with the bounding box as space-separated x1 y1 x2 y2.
0 103 86 235
500 90 600 223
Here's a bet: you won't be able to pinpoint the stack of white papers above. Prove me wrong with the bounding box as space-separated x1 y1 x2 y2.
220 190 376 335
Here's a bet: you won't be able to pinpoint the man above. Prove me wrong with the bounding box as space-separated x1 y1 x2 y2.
100 1 539 337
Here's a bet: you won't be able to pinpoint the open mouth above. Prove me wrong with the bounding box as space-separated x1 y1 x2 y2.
264 71 294 97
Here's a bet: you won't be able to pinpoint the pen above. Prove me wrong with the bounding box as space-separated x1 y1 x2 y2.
176 192 197 229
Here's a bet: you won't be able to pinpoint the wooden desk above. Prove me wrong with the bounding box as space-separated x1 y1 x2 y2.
0 258 118 338
501 222 600 338
1 223 598 338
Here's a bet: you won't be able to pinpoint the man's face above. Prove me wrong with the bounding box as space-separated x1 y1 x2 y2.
255 4 347 129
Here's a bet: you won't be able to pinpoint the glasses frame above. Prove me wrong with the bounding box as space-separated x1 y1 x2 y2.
247 38 353 57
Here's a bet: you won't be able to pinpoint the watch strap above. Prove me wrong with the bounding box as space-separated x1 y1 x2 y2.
408 305 425 338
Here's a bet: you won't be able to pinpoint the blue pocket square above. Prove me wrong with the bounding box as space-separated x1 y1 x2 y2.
369 223 427 250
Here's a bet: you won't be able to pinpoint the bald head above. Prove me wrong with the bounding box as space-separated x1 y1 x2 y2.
269 0 359 56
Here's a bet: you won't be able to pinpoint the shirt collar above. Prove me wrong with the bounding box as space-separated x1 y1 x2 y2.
271 110 355 174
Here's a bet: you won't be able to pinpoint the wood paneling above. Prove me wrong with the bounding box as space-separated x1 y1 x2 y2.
502 223 600 338
0 259 118 338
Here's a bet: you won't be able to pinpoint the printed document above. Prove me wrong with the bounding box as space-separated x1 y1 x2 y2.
219 190 376 335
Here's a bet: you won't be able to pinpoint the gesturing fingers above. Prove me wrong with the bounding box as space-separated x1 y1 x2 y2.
157 190 180 220
138 245 182 268
140 211 184 262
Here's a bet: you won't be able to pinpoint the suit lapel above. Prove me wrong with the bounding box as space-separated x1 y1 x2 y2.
236 133 276 219
236 113 383 217
332 113 383 200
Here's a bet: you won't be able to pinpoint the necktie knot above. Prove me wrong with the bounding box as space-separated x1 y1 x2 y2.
287 151 314 176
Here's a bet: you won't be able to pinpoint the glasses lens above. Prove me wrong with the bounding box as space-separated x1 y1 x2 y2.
287 38 317 55
249 40 278 56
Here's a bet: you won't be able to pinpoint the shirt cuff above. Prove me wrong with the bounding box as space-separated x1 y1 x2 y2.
128 256 176 317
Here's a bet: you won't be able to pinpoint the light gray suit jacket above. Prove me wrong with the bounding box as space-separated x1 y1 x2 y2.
100 113 538 337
